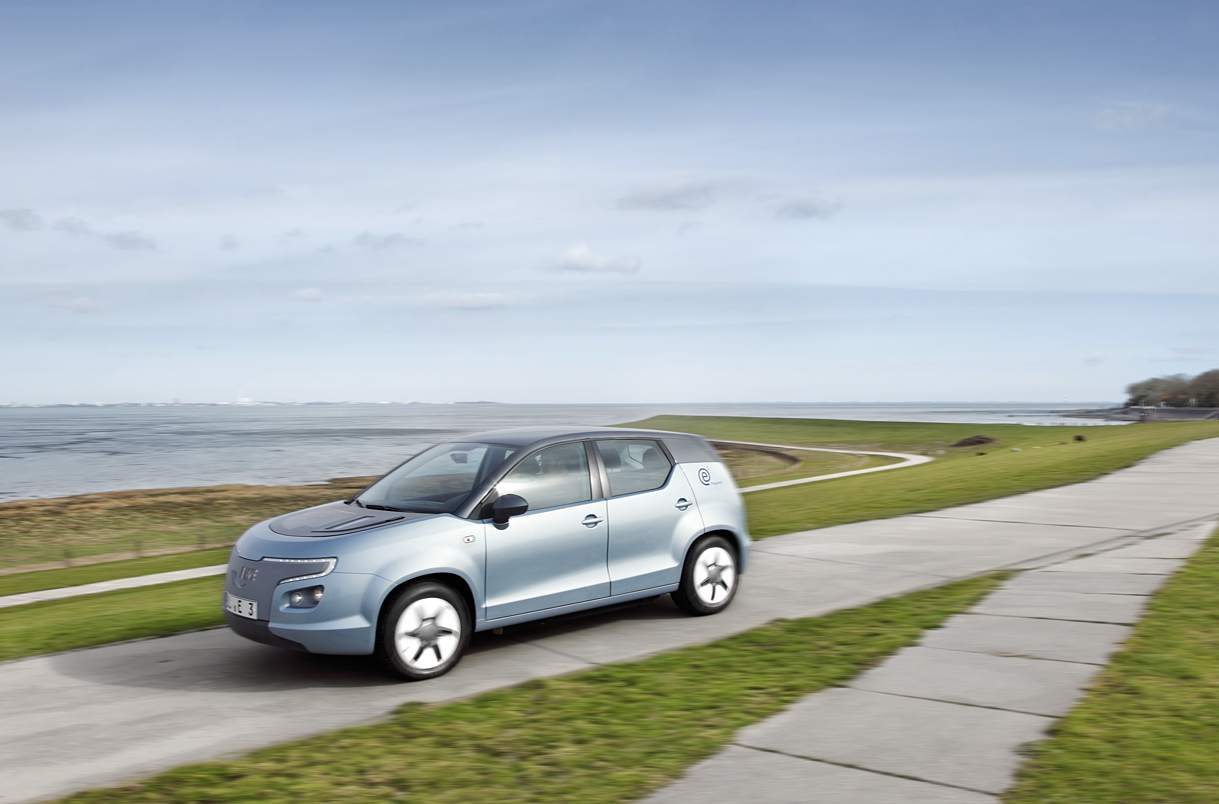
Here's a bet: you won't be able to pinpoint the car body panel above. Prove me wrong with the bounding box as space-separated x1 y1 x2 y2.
484 499 610 619
604 466 703 595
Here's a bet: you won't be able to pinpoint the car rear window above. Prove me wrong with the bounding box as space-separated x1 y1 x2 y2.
596 439 672 496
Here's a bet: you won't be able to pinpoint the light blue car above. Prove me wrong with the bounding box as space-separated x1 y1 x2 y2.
224 426 749 680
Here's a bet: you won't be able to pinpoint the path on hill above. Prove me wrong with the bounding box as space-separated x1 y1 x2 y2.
1 438 1217 803
0 439 931 608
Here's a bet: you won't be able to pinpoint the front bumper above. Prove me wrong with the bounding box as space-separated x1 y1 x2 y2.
224 561 392 656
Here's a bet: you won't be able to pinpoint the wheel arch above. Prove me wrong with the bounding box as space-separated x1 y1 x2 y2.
376 572 478 634
688 527 748 572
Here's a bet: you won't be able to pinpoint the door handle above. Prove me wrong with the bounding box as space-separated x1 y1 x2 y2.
582 514 603 528
675 498 692 511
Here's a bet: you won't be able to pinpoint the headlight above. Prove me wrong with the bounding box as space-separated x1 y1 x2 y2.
263 557 337 583
288 586 324 608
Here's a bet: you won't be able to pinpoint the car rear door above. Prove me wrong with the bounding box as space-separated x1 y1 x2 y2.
595 439 703 596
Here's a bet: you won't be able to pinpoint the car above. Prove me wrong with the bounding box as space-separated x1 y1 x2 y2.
223 426 749 680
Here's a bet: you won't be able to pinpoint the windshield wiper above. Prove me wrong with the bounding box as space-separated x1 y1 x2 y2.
347 498 365 508
362 503 408 512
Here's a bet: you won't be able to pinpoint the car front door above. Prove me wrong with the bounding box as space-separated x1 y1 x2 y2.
483 441 610 620
596 439 703 596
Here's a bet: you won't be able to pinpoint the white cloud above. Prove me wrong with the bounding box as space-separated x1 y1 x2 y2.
352 232 421 249
289 287 325 302
0 208 43 231
555 242 641 273
618 180 715 211
44 293 100 313
52 216 157 250
422 291 507 308
1092 105 1168 133
775 195 841 220
219 235 239 251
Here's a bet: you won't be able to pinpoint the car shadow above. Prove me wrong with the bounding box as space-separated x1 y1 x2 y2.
45 595 686 692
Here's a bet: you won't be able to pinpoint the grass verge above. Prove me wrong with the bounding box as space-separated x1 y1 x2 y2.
57 573 1002 804
626 416 1219 537
0 548 231 598
0 576 224 662
0 477 376 570
1004 527 1219 804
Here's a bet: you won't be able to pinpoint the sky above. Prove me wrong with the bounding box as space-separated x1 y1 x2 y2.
1 0 1216 404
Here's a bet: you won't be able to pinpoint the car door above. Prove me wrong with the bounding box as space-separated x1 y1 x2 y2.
483 441 610 620
596 439 703 596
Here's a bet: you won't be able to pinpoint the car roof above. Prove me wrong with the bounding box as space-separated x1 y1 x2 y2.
451 425 692 448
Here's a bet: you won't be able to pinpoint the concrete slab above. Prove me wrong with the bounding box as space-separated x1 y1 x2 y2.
1157 522 1217 540
921 614 1131 665
738 687 1052 794
971 589 1145 624
512 555 942 666
755 517 1134 579
852 646 1100 717
0 565 227 610
638 745 997 804
1101 540 1204 559
1000 571 1165 596
1042 556 1184 574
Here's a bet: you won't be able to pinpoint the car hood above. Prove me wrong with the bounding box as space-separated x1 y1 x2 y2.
268 501 430 537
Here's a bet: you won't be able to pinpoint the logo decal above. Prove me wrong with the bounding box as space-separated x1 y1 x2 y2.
698 467 712 485
234 566 258 588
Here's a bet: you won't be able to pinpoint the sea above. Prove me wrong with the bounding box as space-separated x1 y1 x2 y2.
0 402 1123 502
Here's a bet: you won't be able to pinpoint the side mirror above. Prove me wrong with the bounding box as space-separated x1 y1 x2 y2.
492 494 529 525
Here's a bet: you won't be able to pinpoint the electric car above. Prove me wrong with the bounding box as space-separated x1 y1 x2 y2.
224 426 749 680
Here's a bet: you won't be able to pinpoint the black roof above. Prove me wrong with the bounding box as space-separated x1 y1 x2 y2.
452 426 692 448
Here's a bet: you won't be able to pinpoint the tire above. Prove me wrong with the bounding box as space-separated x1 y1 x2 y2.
376 581 471 681
671 535 739 616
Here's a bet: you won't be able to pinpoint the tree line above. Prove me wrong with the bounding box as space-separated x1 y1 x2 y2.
1126 370 1219 407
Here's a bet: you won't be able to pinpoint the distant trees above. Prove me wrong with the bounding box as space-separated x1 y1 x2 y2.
1126 370 1219 407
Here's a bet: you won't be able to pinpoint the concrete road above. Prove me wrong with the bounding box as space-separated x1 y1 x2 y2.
2 438 1217 803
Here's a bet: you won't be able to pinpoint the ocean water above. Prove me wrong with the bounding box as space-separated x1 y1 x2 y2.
0 402 1121 502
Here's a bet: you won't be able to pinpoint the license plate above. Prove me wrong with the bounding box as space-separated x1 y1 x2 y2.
225 592 258 620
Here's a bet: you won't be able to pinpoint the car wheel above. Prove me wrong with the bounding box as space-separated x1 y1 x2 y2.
377 581 470 681
672 535 739 616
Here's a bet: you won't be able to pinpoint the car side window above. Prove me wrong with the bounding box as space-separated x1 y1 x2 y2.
495 442 593 512
595 440 672 497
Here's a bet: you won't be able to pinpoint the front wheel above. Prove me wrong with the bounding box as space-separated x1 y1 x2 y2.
376 581 470 681
672 535 739 616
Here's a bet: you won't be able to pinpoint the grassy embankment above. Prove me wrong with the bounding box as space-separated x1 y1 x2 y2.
55 574 1001 804
0 477 376 571
3 417 1218 662
1004 526 1219 803
716 443 897 487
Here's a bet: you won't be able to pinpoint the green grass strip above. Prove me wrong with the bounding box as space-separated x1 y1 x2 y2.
1004 527 1219 804
0 547 231 598
0 576 225 662
58 574 1002 804
626 416 1219 537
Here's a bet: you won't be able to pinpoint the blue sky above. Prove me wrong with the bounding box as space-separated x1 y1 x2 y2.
2 0 1216 404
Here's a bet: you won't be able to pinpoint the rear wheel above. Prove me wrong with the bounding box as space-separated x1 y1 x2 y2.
376 581 470 681
672 535 739 616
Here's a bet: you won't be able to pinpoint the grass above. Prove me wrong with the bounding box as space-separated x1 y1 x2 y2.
1004 526 1219 804
56 573 1002 804
0 476 376 570
0 575 225 662
0 547 231 598
627 416 1219 537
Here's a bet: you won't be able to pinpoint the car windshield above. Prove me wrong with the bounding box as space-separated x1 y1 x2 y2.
356 442 518 514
